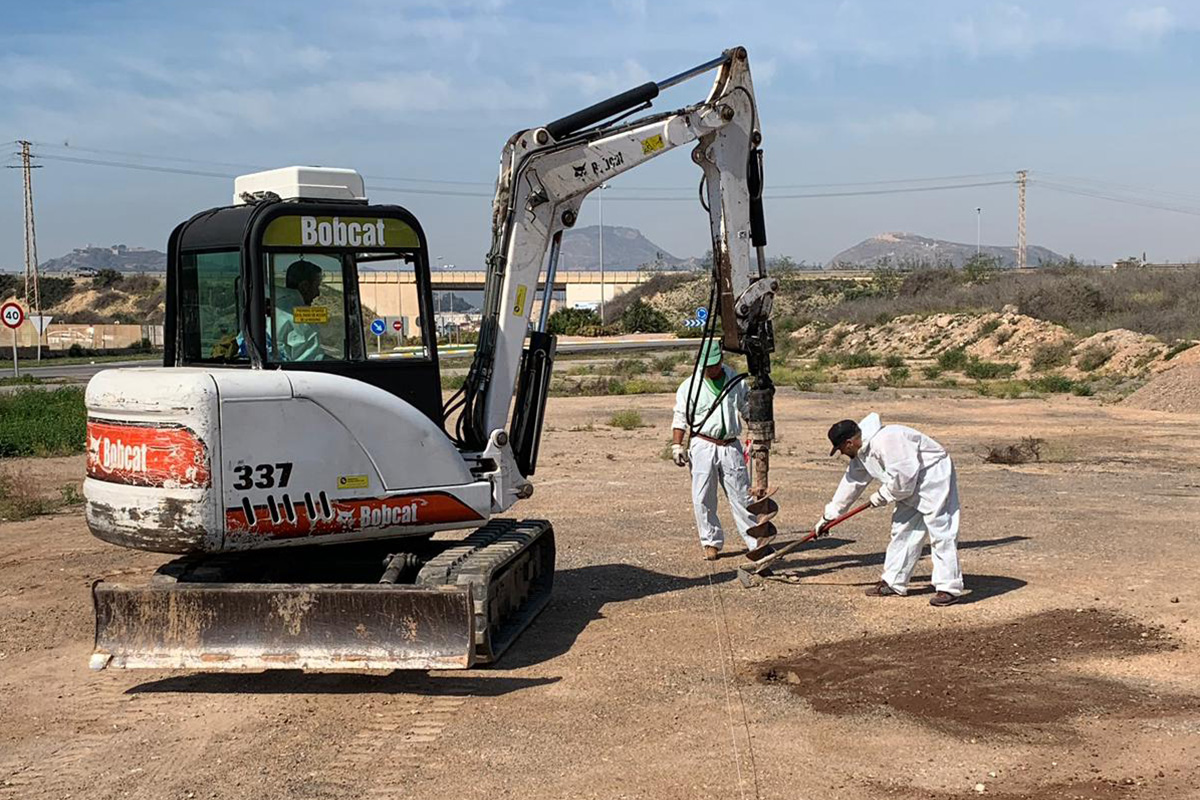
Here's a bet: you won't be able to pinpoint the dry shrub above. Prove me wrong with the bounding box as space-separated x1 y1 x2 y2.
1076 344 1115 372
1031 341 1073 371
981 437 1045 465
0 472 55 520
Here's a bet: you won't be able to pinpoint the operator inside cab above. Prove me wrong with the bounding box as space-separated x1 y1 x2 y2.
272 259 324 361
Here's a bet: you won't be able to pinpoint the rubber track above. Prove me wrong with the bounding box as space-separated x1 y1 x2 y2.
416 519 554 663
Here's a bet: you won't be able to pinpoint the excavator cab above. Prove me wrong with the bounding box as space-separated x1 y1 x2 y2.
164 167 445 425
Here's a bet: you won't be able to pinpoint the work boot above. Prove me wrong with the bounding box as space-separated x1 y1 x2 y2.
703 546 719 561
929 591 959 607
864 580 900 597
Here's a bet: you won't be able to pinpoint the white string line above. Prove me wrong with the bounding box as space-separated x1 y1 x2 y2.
708 560 763 800
703 559 749 800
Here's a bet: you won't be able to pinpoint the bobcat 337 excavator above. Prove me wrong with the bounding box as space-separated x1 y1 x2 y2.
86 46 779 670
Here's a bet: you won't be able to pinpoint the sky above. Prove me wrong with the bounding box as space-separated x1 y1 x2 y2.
2 0 1199 270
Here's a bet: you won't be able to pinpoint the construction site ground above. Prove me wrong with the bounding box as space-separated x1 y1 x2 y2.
2 389 1199 799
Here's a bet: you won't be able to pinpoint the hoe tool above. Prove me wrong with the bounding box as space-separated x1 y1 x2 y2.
737 502 872 588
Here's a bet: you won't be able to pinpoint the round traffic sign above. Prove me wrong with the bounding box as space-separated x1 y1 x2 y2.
695 307 709 322
1 302 24 330
369 319 386 336
392 320 404 332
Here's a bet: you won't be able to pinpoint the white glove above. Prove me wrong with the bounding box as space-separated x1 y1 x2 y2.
868 490 888 508
814 515 832 537
672 443 689 467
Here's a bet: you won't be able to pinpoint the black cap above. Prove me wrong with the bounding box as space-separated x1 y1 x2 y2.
828 419 860 455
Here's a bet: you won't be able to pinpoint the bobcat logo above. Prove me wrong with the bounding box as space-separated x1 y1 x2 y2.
572 163 587 180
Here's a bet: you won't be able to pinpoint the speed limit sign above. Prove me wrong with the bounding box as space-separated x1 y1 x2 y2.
1 301 24 330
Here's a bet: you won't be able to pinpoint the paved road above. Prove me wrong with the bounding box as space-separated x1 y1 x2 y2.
18 358 159 381
14 339 699 384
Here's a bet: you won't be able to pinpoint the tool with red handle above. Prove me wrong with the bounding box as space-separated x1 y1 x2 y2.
738 502 872 584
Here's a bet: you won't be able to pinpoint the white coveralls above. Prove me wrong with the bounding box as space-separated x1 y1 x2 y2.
272 287 323 362
825 413 964 596
672 365 760 551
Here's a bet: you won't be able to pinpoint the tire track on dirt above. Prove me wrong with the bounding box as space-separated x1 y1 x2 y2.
0 674 136 797
317 679 475 797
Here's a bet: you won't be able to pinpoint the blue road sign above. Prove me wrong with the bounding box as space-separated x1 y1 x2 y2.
695 307 708 322
370 319 386 336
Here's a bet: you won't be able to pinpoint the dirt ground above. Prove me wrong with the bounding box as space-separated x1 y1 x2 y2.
2 388 1200 799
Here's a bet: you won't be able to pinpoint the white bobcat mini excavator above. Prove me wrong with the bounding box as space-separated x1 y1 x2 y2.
86 46 779 670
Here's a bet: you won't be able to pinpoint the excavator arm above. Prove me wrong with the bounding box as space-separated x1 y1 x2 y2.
452 45 778 505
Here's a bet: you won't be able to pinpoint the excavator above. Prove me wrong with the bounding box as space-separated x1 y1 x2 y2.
85 46 779 671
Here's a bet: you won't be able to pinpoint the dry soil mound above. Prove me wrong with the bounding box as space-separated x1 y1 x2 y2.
790 309 1171 379
1122 363 1200 413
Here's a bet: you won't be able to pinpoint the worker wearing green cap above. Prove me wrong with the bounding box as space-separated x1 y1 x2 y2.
671 339 771 561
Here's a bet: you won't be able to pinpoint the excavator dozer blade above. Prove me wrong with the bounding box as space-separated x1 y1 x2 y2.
90 581 475 671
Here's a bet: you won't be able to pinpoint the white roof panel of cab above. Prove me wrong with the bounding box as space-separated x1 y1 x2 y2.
233 166 366 205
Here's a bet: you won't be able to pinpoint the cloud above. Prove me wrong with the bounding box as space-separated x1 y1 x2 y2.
1124 6 1174 39
844 109 938 138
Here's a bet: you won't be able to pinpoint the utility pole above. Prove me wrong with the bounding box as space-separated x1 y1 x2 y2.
975 207 981 255
1016 170 1028 270
9 141 43 360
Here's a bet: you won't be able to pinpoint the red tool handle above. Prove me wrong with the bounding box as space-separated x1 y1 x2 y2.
794 502 873 546
823 502 873 531
746 501 875 575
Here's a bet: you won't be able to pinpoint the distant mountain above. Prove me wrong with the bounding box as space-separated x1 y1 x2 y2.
41 245 166 273
827 232 1064 269
559 225 700 270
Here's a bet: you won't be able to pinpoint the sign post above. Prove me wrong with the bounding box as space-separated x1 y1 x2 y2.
29 315 52 361
1 301 25 377
369 318 386 355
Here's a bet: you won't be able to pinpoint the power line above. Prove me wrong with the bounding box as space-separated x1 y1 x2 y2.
29 140 1018 192
1038 171 1200 204
28 148 1200 218
597 179 1016 201
36 152 237 179
1032 179 1200 218
29 152 1019 201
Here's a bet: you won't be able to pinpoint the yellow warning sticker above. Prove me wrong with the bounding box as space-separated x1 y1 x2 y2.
641 134 665 155
292 306 330 324
336 474 369 490
514 285 528 316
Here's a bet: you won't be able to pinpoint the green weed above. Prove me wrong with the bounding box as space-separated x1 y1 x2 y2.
963 359 1018 380
0 388 87 457
608 410 647 430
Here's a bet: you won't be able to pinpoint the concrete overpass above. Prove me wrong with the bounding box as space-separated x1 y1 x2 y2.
358 270 657 330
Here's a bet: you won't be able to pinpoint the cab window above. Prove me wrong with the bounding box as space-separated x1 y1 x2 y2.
178 250 246 363
265 253 351 362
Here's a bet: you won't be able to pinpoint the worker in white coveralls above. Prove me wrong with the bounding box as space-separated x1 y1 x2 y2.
817 413 965 607
272 259 325 362
671 341 775 561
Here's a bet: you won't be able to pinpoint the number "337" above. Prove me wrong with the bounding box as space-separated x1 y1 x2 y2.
232 462 294 490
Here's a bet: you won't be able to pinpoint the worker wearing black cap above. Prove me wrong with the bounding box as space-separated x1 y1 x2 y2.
818 412 964 607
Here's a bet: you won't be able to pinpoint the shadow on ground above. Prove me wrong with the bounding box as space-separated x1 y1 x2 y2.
767 534 1030 581
129 671 560 696
128 534 1031 692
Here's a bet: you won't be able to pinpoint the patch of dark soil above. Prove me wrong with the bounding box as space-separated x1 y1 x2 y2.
756 608 1193 738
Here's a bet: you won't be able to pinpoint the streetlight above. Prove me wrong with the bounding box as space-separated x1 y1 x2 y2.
598 183 609 323
975 207 981 255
